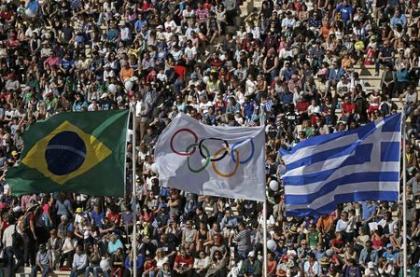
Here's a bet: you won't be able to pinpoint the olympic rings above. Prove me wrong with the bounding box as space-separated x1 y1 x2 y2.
199 138 229 162
187 143 210 173
230 139 255 164
170 128 198 156
211 148 240 178
169 128 255 178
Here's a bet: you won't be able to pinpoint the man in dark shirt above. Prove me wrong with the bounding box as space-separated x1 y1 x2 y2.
376 40 394 75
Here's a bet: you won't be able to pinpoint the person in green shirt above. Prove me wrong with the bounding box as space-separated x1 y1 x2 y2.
306 224 321 250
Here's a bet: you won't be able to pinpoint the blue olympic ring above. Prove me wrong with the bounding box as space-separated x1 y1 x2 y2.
230 139 255 164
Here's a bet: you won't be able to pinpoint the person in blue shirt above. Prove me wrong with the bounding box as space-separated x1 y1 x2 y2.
335 0 353 25
90 205 105 228
220 209 238 230
390 9 407 29
382 244 397 262
243 97 255 121
25 0 40 18
327 61 346 93
361 201 377 222
279 88 294 106
134 13 147 33
60 53 75 74
72 94 88 112
124 252 145 276
107 234 123 255
308 11 321 29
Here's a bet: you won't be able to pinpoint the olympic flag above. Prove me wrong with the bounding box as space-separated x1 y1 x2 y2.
155 113 266 201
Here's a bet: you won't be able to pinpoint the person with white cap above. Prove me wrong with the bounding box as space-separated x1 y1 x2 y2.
239 251 262 277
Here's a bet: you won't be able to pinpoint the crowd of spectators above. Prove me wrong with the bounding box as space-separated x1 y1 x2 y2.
0 0 419 276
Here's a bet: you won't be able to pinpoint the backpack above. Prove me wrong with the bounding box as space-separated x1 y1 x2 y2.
12 224 24 249
22 212 32 233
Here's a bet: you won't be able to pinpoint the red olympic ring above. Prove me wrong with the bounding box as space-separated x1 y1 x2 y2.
170 128 199 156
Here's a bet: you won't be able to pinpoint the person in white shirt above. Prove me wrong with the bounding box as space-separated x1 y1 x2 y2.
120 23 131 43
70 245 87 277
336 76 351 99
245 75 257 96
193 251 210 275
281 12 296 29
59 232 78 268
336 211 350 233
184 40 197 65
3 216 24 272
307 99 321 116
303 253 321 277
408 173 420 197
164 15 178 31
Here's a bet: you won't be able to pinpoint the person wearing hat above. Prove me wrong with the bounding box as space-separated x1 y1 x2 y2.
382 243 397 262
239 251 262 277
31 243 52 277
99 92 113 111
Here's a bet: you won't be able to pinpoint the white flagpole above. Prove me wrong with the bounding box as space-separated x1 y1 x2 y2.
263 200 268 277
131 110 137 277
402 113 407 277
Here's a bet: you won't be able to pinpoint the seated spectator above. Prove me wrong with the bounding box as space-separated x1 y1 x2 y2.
174 248 194 277
70 245 87 277
239 251 262 277
108 234 124 257
31 244 52 277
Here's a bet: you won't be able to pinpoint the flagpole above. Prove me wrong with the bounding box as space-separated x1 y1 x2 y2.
402 113 407 277
263 199 268 277
131 109 137 277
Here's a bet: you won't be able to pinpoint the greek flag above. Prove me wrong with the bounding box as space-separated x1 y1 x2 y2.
281 113 402 217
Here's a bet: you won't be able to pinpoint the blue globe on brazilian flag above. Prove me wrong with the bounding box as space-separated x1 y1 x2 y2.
6 110 129 196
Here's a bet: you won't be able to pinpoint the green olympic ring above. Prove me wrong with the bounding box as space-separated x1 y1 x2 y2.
187 143 210 173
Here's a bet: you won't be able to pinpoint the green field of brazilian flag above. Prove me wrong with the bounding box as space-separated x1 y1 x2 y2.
6 110 129 196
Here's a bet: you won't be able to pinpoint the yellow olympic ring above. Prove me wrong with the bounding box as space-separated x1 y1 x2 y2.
211 148 240 178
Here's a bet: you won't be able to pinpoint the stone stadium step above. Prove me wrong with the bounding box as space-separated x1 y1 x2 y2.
14 267 70 277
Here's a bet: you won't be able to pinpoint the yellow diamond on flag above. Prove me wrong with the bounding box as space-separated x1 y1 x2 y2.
22 121 112 185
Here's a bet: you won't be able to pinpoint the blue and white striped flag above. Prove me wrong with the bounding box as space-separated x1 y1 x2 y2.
280 113 402 217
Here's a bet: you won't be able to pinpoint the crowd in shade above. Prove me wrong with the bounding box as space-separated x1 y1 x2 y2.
0 0 419 276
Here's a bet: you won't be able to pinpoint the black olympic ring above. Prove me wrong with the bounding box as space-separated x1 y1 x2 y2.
198 138 230 162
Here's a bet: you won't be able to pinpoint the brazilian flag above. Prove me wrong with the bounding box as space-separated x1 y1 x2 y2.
6 110 129 196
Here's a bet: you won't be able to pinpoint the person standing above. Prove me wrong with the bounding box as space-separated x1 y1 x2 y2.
2 216 25 275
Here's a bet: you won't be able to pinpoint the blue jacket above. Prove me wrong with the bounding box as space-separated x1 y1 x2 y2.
328 67 346 81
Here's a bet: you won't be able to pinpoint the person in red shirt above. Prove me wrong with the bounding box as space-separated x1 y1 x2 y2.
340 96 356 122
331 232 345 254
142 253 156 276
174 248 194 276
106 206 121 226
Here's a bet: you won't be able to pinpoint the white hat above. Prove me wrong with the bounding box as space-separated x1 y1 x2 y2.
368 262 374 269
248 251 255 257
100 93 108 99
